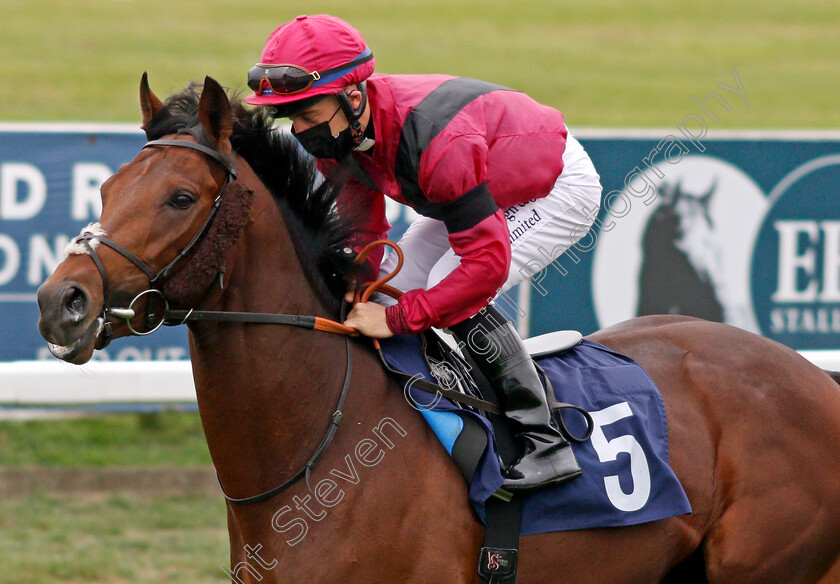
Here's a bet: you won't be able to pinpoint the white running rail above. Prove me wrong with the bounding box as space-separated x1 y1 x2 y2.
1 352 838 405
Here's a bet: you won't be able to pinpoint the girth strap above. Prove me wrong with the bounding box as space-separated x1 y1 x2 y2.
478 497 522 584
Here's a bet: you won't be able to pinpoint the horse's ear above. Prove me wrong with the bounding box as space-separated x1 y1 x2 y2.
657 182 677 207
673 181 684 204
198 76 233 159
139 72 164 134
701 179 717 203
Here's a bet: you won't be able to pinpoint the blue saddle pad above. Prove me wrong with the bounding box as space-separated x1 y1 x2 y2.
379 334 692 535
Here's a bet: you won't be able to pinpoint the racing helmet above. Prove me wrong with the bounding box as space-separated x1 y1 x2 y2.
245 14 375 118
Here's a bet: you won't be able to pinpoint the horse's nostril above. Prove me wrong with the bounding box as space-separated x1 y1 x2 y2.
62 285 90 323
69 294 85 314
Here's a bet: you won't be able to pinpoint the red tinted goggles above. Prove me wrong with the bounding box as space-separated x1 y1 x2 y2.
247 48 373 96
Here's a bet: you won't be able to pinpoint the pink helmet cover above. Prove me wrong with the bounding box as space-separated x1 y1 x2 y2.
245 14 375 106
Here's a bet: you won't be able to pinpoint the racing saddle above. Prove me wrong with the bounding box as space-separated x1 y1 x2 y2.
376 327 593 486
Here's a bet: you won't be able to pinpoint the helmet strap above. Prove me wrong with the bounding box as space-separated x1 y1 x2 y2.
336 82 369 147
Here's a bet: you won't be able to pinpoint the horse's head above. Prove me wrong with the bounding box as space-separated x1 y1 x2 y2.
37 74 247 364
650 179 720 284
656 180 717 231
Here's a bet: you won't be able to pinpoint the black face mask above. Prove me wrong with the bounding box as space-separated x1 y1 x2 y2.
291 107 356 159
293 124 356 159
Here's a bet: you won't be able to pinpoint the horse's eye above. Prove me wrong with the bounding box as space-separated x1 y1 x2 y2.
169 192 195 210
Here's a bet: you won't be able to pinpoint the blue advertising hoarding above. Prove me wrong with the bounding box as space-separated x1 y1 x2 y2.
526 132 840 354
1 124 838 361
0 126 185 361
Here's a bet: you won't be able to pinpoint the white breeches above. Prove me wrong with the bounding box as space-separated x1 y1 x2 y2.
377 131 603 309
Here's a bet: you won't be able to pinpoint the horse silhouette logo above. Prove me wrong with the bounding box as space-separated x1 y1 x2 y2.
637 180 724 321
593 155 768 335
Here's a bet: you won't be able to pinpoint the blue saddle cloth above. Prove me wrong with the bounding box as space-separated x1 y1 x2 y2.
379 334 692 535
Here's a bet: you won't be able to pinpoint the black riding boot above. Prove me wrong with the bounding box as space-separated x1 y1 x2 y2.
449 306 581 492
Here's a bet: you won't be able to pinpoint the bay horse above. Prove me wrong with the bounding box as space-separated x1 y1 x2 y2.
37 76 840 583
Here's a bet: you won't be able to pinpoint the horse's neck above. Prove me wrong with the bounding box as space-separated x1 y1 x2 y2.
189 175 482 577
186 182 346 490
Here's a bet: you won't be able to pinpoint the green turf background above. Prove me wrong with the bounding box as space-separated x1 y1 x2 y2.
1 0 838 128
1 2 838 580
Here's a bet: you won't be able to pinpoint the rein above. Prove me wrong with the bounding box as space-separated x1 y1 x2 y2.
78 136 501 506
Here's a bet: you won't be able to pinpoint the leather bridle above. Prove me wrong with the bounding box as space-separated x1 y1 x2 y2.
72 136 502 506
72 138 237 339
72 136 356 505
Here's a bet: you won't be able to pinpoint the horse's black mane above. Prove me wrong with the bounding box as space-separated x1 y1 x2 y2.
143 83 367 308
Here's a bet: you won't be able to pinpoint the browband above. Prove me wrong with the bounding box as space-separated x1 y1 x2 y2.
144 139 237 179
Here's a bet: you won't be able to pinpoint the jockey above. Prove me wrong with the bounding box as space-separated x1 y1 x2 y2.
245 14 603 492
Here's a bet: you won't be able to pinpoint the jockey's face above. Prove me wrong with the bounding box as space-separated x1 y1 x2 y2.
289 95 346 135
287 85 367 135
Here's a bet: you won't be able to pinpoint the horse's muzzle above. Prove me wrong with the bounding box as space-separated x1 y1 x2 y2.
37 279 104 364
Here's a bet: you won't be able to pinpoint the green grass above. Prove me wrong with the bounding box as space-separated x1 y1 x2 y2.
0 491 228 584
1 1 838 578
1 0 838 128
0 414 223 581
0 411 211 466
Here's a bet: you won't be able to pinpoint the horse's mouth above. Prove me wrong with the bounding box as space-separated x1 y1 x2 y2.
47 316 106 364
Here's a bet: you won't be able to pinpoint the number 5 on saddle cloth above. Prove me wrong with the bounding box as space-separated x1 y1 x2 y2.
376 328 692 534
360 240 689 583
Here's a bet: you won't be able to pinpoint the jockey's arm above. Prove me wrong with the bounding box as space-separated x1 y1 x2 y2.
385 133 512 335
384 209 510 335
